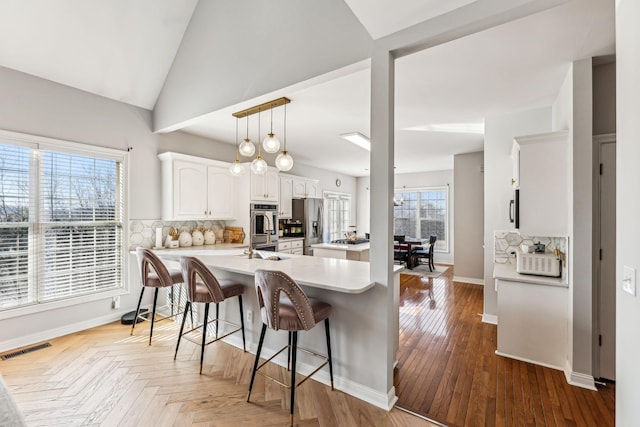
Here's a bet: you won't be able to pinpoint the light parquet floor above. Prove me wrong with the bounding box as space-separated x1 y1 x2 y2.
395 266 615 427
1 319 437 426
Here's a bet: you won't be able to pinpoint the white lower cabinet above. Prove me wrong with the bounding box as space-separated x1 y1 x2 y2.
496 278 567 370
278 238 303 254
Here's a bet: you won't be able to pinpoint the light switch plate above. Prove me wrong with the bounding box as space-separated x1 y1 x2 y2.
623 266 636 296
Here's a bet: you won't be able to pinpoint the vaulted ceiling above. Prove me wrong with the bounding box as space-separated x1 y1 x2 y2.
0 0 615 176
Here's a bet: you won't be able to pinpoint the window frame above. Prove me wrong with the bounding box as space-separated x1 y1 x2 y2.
0 130 129 320
393 185 449 253
323 190 352 243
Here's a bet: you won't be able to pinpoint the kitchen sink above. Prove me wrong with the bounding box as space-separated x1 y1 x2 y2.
238 250 291 261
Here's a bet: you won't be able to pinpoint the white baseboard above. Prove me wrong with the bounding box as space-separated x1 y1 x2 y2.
222 334 397 410
495 350 564 372
482 313 498 325
453 276 484 286
564 360 597 391
0 311 128 354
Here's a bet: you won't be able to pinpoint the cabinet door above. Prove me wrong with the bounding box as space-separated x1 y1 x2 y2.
305 180 319 198
208 166 235 219
173 160 208 219
292 179 307 198
251 168 279 202
511 141 520 188
279 176 293 218
265 169 279 202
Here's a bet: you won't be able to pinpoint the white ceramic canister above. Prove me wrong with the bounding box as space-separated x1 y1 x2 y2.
191 228 204 246
204 229 216 245
179 230 193 247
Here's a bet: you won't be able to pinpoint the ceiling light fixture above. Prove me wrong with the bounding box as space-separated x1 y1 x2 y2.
232 97 292 173
250 108 268 174
238 114 256 157
262 104 281 153
229 117 246 176
405 122 485 134
275 103 293 171
341 132 371 151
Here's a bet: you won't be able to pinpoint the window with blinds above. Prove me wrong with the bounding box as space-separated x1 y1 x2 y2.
0 135 125 311
324 192 351 242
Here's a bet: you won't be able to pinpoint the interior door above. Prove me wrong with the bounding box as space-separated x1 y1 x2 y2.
598 140 616 380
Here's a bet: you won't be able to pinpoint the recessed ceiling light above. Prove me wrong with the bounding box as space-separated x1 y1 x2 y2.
405 122 484 134
340 132 371 151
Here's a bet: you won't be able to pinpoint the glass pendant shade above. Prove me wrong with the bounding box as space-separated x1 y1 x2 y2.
238 139 255 157
229 160 245 176
275 150 293 171
251 155 268 174
262 133 280 153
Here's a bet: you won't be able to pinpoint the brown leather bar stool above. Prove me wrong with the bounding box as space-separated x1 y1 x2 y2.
247 269 334 426
132 248 185 345
175 256 246 374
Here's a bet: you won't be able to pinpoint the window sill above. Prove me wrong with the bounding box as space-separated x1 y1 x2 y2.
0 288 128 321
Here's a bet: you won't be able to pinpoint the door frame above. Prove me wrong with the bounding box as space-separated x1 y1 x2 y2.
592 133 616 380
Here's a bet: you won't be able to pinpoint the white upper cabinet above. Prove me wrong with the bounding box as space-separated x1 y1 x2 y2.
279 176 293 218
511 141 520 188
292 177 320 198
159 152 236 220
250 167 279 202
515 130 568 236
208 166 235 219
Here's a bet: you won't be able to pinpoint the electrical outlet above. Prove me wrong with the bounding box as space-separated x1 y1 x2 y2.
246 309 253 322
112 296 121 309
623 266 636 296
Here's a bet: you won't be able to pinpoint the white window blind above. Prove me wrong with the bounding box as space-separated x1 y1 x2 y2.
0 136 125 311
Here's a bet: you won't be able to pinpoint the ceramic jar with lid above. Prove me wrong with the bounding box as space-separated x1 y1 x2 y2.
179 229 193 247
204 229 216 245
191 228 204 246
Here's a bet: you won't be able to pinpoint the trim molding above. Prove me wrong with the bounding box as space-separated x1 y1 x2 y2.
564 360 597 391
0 311 127 354
495 350 564 372
482 313 498 325
453 276 484 286
223 335 397 410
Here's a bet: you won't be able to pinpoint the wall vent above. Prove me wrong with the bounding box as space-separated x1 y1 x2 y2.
1 342 51 360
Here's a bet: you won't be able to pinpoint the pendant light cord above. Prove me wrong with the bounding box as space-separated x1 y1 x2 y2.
283 103 287 151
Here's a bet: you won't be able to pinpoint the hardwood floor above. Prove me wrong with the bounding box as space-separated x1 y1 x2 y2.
395 266 615 427
0 319 437 426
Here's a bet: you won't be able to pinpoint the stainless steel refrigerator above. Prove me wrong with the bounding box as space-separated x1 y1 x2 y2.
292 198 323 255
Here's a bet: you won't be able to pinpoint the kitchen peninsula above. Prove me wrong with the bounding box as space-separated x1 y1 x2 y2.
311 241 370 261
152 246 401 410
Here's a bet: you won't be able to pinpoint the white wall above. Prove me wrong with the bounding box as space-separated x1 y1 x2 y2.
0 66 162 350
483 107 551 319
615 0 640 423
454 151 484 282
357 169 454 264
154 0 372 131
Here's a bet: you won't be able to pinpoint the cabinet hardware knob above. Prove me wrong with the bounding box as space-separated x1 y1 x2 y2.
511 178 516 185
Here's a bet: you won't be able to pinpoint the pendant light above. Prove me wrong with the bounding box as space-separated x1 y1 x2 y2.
238 115 255 157
229 117 246 176
250 108 268 174
275 103 293 171
262 104 281 153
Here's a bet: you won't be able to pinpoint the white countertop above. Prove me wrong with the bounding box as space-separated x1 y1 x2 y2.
310 242 370 252
493 263 568 288
150 247 400 294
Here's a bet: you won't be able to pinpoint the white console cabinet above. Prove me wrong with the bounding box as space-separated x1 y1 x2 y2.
159 152 236 221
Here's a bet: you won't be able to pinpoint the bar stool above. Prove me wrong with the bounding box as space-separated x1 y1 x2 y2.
132 248 185 345
247 269 334 426
175 256 246 374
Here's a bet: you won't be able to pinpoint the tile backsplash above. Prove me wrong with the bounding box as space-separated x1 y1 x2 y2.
494 230 568 264
129 219 227 250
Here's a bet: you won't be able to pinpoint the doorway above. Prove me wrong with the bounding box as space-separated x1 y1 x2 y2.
595 135 616 381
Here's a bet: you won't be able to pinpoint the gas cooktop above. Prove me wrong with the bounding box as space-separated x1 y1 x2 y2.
331 238 370 245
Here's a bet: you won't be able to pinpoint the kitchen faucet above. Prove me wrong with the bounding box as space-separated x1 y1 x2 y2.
248 211 272 259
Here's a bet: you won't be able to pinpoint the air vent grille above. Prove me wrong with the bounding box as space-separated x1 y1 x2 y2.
1 342 51 360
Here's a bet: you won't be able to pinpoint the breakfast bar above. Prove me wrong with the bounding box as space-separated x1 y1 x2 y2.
153 247 402 410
